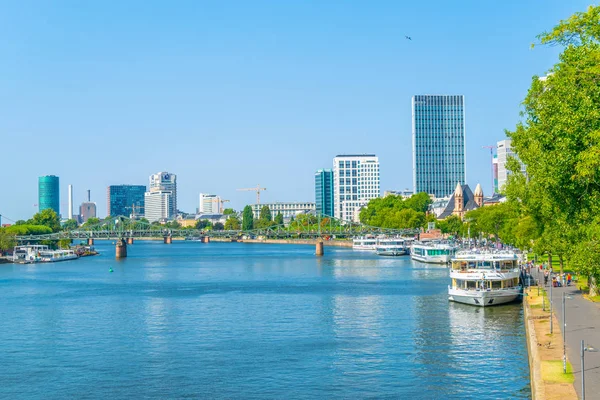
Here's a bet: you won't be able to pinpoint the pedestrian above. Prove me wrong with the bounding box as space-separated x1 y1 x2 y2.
567 273 572 286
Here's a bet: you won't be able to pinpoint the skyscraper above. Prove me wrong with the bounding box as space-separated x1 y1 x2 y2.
497 139 526 192
315 169 334 217
38 175 60 215
148 172 177 217
199 193 221 214
144 191 172 222
412 95 466 198
107 185 146 217
333 154 380 222
68 184 74 220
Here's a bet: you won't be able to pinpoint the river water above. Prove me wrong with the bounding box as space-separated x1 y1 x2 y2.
0 242 530 399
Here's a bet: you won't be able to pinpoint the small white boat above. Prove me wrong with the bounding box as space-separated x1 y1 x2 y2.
39 249 79 262
353 236 411 252
411 242 457 264
448 249 522 307
375 245 407 256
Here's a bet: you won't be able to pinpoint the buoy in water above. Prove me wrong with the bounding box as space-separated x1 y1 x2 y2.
109 268 114 273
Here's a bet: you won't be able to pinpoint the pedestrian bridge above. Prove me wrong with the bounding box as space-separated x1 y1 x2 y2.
15 215 418 242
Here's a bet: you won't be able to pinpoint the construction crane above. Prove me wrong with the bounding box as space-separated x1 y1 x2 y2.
237 185 266 204
482 145 495 194
209 198 230 213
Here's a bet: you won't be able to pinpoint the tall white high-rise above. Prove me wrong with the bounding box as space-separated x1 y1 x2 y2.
497 139 526 192
333 154 380 222
199 193 221 214
144 191 172 222
147 172 177 218
68 184 73 220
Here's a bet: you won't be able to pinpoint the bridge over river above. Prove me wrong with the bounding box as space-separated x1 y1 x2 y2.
15 216 418 258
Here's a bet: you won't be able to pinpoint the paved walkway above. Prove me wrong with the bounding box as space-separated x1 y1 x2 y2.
537 269 600 399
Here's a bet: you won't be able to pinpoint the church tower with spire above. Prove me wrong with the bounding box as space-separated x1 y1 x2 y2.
474 183 484 207
453 182 464 217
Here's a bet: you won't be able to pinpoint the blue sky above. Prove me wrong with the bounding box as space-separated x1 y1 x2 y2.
0 0 590 221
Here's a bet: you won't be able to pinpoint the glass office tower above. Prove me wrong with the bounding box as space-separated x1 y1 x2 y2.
412 95 466 198
38 175 60 215
107 185 147 217
315 169 334 217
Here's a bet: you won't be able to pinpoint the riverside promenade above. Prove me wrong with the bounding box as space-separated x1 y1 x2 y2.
547 280 600 399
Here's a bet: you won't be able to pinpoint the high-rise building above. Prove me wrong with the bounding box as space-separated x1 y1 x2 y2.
199 193 221 214
497 139 526 192
493 154 499 193
251 202 316 219
79 202 97 223
148 172 177 217
314 169 334 217
412 95 466 198
38 175 60 215
144 191 172 222
68 184 74 220
333 154 380 221
107 185 146 217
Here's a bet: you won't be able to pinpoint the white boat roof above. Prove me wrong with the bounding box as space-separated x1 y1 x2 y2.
452 250 518 261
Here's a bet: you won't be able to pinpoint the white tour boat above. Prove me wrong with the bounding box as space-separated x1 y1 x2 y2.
448 250 522 307
12 245 50 264
410 242 457 264
39 249 79 262
354 236 411 253
375 245 407 256
352 236 379 250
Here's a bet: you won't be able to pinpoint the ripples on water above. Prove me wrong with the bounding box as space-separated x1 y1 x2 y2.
0 242 530 399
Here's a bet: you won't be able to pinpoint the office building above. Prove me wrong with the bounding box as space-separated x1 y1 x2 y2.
79 202 97 223
384 189 414 198
412 95 466 198
148 172 177 218
493 154 499 193
199 193 221 214
144 191 172 222
333 154 380 221
314 169 334 217
107 185 146 217
251 202 316 220
497 139 526 192
68 184 74 220
38 175 60 215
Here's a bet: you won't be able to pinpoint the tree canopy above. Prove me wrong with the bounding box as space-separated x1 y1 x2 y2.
242 206 254 231
28 209 61 232
359 192 432 229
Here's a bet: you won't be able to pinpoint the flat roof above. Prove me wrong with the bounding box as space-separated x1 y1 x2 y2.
334 154 376 157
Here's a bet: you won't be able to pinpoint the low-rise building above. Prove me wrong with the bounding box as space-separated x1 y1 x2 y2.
251 202 316 219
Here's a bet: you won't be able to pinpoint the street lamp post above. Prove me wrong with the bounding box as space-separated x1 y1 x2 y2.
581 340 599 400
550 272 553 334
563 292 567 373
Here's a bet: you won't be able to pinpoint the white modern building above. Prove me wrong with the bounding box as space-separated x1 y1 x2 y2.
333 154 380 222
199 193 221 214
251 202 316 219
497 140 526 192
144 191 172 222
147 172 177 219
384 189 414 198
68 184 73 220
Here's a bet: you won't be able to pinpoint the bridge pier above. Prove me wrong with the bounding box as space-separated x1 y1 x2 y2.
164 235 172 244
126 237 134 245
116 239 127 258
315 238 324 256
202 236 210 243
87 238 94 246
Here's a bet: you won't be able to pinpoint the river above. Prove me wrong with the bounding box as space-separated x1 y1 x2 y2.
0 241 530 399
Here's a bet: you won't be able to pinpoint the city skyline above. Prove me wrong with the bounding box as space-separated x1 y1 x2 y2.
0 1 589 220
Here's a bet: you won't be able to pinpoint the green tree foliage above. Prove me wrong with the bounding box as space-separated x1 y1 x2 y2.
195 220 212 230
82 217 101 227
274 212 284 226
62 219 79 230
223 208 235 215
242 206 254 231
506 5 600 286
3 225 53 235
15 220 26 225
213 222 224 231
465 203 519 244
437 215 464 237
259 206 272 222
29 209 61 232
58 239 72 249
0 229 17 253
224 216 241 230
359 193 432 229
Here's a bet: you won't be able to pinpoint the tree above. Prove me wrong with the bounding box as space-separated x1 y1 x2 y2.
359 193 431 229
15 220 26 225
223 208 235 215
224 216 241 230
83 217 101 227
465 202 519 244
58 239 72 249
506 5 600 286
196 219 212 230
259 206 272 222
213 222 224 231
242 206 254 231
274 212 284 225
29 209 61 232
0 230 17 254
62 219 79 230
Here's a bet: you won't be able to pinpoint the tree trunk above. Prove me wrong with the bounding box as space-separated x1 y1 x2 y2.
548 253 553 270
558 254 564 275
590 276 598 297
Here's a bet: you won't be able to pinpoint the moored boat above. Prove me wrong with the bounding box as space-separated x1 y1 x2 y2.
39 249 79 262
375 245 407 256
410 242 457 264
448 249 522 307
12 245 49 264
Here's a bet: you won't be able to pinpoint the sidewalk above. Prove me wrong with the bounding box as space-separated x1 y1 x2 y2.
543 272 600 399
